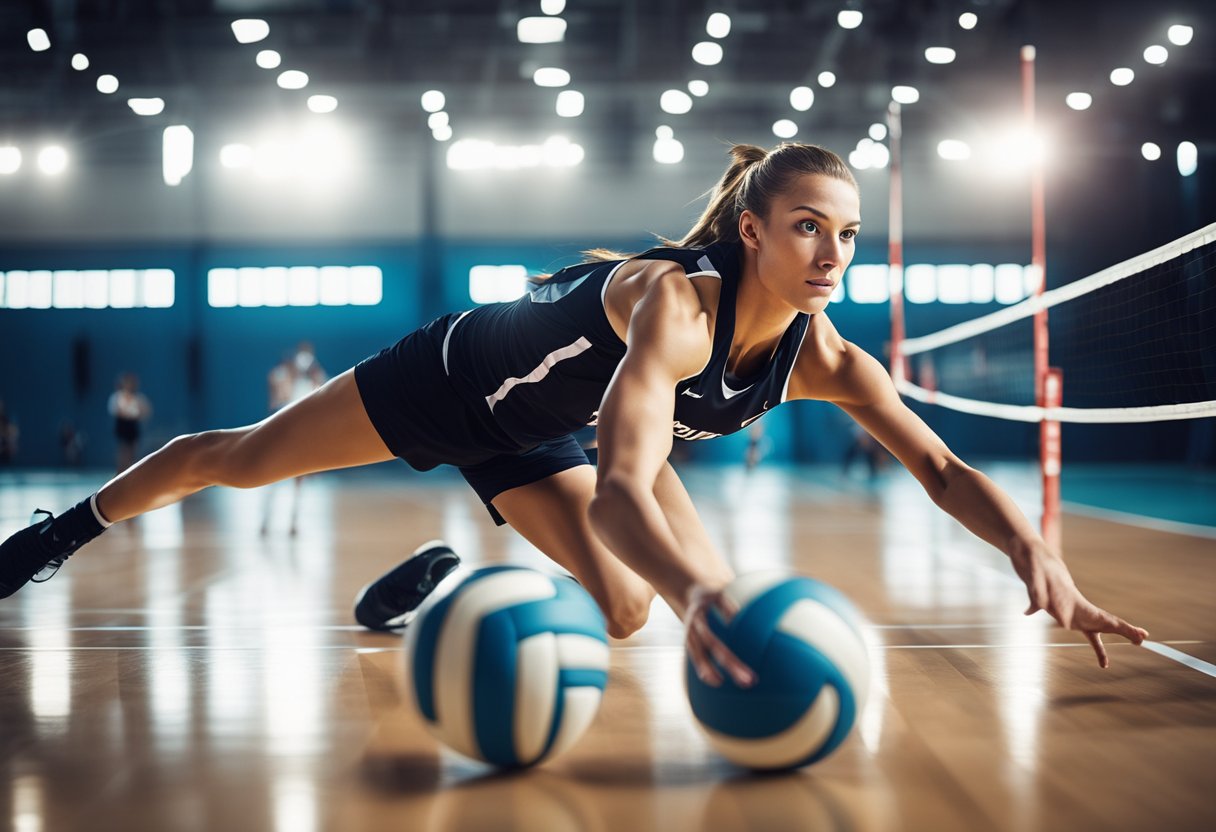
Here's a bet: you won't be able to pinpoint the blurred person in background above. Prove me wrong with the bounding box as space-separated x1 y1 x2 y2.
108 373 152 474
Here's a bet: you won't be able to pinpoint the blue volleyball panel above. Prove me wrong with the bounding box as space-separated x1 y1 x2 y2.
472 607 522 767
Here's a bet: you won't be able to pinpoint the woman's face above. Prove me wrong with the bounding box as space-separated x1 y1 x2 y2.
740 173 861 314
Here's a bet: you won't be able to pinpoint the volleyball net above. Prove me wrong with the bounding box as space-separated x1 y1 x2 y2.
890 220 1216 548
895 222 1216 424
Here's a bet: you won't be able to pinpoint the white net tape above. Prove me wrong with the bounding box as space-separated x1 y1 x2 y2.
896 221 1216 424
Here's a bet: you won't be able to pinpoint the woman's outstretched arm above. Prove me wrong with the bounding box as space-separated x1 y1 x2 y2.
827 343 1149 667
588 266 754 687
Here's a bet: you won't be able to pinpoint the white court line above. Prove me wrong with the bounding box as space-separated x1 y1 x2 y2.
1062 501 1216 540
1142 641 1216 678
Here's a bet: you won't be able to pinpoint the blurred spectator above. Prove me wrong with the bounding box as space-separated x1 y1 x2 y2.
0 400 18 465
108 373 152 473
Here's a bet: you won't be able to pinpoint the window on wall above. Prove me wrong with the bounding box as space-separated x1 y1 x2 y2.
207 265 382 308
469 265 529 304
0 268 175 309
843 264 1037 304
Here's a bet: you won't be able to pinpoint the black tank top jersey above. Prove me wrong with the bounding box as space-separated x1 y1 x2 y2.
440 240 810 449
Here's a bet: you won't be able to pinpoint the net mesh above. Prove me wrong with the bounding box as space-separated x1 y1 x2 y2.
897 222 1216 424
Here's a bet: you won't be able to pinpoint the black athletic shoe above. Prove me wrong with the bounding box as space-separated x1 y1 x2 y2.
353 540 461 632
0 509 80 599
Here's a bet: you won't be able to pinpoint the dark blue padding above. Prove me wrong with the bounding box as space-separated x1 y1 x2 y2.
507 578 608 644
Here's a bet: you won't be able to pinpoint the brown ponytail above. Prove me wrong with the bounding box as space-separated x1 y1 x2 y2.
667 142 857 249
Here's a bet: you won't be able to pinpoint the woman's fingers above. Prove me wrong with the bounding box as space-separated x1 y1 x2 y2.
1086 631 1109 669
686 622 723 686
688 612 755 688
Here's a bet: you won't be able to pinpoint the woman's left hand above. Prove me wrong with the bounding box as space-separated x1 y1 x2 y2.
1014 547 1149 668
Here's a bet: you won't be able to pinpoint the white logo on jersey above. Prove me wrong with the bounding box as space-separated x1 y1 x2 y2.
672 420 722 441
586 410 599 427
680 388 703 398
740 400 770 428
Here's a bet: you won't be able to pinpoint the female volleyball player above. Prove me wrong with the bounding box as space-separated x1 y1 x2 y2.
0 143 1148 685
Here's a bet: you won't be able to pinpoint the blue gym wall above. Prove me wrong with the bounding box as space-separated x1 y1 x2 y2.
1 233 1205 468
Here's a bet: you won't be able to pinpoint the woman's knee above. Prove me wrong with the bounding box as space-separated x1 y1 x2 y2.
602 587 655 639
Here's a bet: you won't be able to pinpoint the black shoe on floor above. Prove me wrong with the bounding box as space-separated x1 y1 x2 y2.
0 509 80 599
353 540 461 632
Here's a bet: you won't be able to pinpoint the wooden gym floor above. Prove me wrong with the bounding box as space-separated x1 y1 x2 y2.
0 463 1212 832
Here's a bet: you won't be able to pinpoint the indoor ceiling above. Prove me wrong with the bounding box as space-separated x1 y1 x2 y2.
0 0 1212 168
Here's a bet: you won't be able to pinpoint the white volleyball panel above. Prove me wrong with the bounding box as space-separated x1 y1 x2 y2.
556 633 610 670
546 687 605 760
514 632 559 764
722 570 791 611
700 686 840 770
777 599 870 713
433 571 557 759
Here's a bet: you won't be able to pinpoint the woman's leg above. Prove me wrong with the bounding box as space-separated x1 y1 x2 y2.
491 465 656 639
96 369 394 523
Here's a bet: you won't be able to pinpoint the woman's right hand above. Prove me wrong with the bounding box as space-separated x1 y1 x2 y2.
683 583 756 688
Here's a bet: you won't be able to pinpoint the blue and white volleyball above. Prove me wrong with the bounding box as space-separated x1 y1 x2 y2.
403 565 610 768
686 571 871 770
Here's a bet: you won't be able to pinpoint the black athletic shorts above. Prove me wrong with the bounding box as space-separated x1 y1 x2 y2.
114 417 140 444
354 313 592 525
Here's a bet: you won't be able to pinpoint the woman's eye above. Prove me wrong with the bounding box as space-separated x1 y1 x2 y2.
841 229 857 240
799 221 818 234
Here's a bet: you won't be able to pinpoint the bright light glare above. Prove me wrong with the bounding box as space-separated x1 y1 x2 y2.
27 29 51 52
654 137 684 164
517 17 566 43
925 47 956 64
660 89 693 114
307 95 338 114
541 0 566 15
937 139 972 161
220 143 254 169
256 50 281 69
421 90 446 112
0 147 21 175
1177 141 1197 176
427 112 449 130
432 124 453 142
1141 142 1161 161
1110 67 1134 86
470 265 529 305
869 122 887 141
688 80 709 97
1065 92 1092 110
127 98 165 116
837 11 863 29
891 85 919 104
446 136 583 170
817 71 836 87
162 125 193 186
38 146 68 175
849 138 889 170
959 12 978 29
231 19 270 44
692 41 723 65
1167 25 1193 46
97 74 119 94
789 86 814 111
773 119 798 139
277 70 309 90
1143 45 1168 65
707 13 731 38
656 125 674 140
71 53 89 71
533 67 571 87
556 89 584 117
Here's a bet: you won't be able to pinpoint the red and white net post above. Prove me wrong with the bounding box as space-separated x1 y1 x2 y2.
1022 44 1062 551
887 101 908 386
